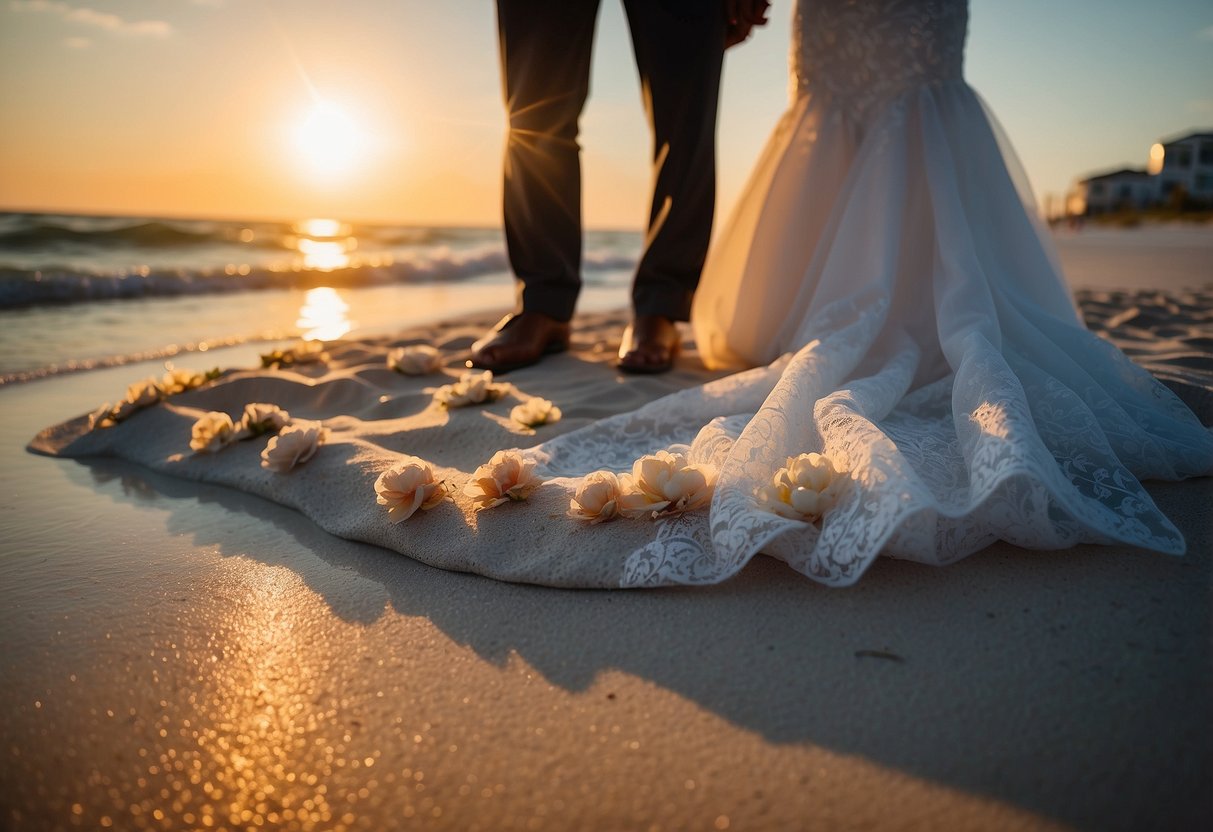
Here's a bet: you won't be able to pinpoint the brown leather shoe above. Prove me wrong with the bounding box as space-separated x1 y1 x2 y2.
617 315 682 374
468 311 571 374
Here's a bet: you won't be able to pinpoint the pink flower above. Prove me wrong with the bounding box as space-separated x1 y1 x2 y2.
260 421 327 473
375 457 448 523
463 450 542 509
567 471 623 524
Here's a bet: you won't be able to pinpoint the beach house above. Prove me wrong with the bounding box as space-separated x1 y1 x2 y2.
1069 168 1154 215
1067 129 1213 217
1148 130 1213 205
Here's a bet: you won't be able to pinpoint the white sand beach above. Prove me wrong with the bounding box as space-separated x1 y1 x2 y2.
2 229 1211 830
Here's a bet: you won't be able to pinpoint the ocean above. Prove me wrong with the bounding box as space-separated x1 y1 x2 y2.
0 212 642 383
1 211 1209 386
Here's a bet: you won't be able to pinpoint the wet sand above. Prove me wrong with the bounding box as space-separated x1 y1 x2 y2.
2 232 1211 830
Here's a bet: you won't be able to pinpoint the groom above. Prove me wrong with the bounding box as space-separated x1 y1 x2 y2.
471 0 768 374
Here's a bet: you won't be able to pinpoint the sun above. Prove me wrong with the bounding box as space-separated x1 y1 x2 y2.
293 101 368 179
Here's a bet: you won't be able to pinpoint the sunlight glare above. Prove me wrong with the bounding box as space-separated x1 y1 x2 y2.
291 218 356 270
297 287 353 341
294 102 367 179
297 218 345 238
297 239 353 270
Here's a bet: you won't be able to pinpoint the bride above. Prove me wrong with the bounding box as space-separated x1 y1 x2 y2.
527 0 1213 586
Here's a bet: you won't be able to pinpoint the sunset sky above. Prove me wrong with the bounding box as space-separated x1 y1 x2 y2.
1 0 1210 228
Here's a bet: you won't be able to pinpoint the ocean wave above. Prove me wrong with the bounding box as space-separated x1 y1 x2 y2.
0 219 261 250
0 215 510 253
0 246 638 308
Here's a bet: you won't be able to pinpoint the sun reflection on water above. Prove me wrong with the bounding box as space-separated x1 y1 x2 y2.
297 287 353 341
291 218 356 271
297 218 347 238
297 239 353 271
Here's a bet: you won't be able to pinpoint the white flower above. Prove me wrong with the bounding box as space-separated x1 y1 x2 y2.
618 450 717 519
160 367 203 395
758 452 847 522
434 370 504 408
87 402 115 430
567 471 622 524
375 456 447 523
261 340 329 368
260 421 327 473
289 339 328 364
190 411 239 453
510 397 562 428
110 400 138 421
241 402 291 436
388 344 442 376
125 377 162 408
463 450 542 509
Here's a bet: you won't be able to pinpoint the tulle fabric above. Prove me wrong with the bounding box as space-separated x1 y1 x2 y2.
525 77 1213 587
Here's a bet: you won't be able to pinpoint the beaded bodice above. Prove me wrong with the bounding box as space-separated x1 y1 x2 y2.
793 0 969 121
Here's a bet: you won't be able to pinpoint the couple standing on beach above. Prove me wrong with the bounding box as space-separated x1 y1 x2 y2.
470 0 1213 585
472 0 769 375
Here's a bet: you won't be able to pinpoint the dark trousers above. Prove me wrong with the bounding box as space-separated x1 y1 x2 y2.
497 0 726 322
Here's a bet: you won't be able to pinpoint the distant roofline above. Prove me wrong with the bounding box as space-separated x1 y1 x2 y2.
1159 129 1213 147
1078 167 1150 183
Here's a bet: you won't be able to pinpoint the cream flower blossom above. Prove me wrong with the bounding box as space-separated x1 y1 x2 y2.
241 402 291 436
190 411 239 453
90 367 218 430
618 450 718 519
758 452 847 522
388 344 442 376
510 397 562 428
375 456 448 523
288 339 328 364
260 421 327 473
125 377 162 409
463 450 542 509
261 339 329 369
109 399 139 422
434 370 504 408
160 367 205 395
567 470 622 524
87 402 115 430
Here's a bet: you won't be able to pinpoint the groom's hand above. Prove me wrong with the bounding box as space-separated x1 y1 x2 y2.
725 0 770 48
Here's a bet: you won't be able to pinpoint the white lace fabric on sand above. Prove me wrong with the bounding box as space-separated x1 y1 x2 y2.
528 0 1213 587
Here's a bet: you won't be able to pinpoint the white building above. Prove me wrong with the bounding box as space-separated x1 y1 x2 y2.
1068 129 1213 216
1148 130 1213 206
1069 168 1153 215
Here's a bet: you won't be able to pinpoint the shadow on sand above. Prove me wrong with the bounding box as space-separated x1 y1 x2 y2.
78 455 1212 831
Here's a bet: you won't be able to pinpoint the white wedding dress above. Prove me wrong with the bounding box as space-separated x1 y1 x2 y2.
526 0 1213 587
